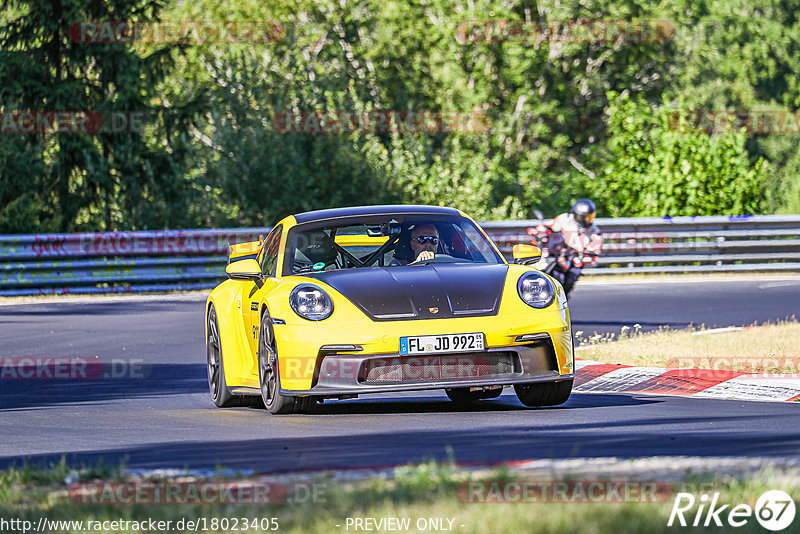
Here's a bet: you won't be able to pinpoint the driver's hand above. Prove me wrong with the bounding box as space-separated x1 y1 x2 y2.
412 250 435 263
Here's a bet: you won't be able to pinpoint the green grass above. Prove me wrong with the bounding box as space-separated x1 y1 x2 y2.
2 459 800 533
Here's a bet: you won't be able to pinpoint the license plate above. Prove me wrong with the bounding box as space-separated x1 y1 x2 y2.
399 332 484 355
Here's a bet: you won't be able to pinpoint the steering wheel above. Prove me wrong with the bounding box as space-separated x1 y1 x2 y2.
409 254 471 265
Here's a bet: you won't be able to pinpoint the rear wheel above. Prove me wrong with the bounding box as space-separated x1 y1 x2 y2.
514 379 573 407
258 311 308 414
445 386 503 404
207 304 239 407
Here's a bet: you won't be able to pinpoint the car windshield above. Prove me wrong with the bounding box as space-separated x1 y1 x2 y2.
284 214 504 275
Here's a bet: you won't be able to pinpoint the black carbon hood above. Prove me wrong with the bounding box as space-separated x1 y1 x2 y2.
307 263 508 321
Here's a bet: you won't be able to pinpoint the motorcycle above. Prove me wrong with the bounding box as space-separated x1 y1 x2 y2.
539 248 597 297
525 215 597 297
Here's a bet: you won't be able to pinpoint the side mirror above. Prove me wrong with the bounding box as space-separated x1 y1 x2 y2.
512 244 542 265
225 259 262 281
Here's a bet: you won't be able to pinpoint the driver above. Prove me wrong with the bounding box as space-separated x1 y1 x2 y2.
391 223 440 265
410 223 439 263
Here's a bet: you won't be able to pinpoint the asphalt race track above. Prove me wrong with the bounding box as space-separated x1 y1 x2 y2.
1 278 799 473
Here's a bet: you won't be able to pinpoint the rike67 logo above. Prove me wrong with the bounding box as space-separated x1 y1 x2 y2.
668 490 796 531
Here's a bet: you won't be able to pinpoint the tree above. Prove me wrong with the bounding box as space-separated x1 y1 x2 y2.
0 0 198 232
170 0 679 223
596 92 767 216
661 0 800 213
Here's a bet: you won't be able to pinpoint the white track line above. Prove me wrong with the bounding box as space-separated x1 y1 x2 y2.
691 327 744 336
695 377 800 401
575 366 667 393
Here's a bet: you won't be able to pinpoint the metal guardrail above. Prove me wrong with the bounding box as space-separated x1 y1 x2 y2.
481 214 800 275
0 229 263 296
1 215 798 296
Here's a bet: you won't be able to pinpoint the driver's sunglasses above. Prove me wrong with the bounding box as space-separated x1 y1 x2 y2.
414 236 439 245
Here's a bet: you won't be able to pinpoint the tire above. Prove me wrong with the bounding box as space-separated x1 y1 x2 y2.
514 379 573 407
258 311 303 414
206 304 241 408
445 386 503 404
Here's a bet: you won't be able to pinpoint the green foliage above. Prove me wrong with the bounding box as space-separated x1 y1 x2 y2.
597 92 767 216
0 0 200 232
1 0 798 232
170 0 680 225
662 0 800 212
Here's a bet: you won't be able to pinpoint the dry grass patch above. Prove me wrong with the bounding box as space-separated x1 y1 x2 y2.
576 320 800 373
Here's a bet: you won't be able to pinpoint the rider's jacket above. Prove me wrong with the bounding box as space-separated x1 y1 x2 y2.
532 213 603 266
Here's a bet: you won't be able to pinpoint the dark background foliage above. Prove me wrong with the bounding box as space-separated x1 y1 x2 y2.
1 0 798 232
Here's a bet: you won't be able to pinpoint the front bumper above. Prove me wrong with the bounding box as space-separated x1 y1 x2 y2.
281 336 571 397
271 303 574 392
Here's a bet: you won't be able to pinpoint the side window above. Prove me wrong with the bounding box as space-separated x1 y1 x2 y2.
261 225 283 277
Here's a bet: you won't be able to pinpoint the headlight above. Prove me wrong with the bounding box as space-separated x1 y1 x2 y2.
517 272 555 309
290 284 334 321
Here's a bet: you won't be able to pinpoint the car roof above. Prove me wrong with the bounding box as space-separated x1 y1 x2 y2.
292 205 462 224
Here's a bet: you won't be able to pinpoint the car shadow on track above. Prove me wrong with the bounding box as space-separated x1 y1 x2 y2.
1 360 663 412
0 363 207 410
293 392 661 416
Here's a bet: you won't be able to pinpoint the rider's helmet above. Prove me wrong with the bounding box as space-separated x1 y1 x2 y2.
570 198 597 229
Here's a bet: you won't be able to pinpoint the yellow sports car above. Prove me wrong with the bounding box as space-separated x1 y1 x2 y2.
206 205 574 414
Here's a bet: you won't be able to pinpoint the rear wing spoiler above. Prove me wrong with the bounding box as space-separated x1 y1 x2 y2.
227 236 265 265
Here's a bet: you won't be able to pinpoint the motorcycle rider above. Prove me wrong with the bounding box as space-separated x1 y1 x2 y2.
527 199 603 295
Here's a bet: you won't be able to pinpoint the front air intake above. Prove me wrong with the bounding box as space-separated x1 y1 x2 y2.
361 352 517 384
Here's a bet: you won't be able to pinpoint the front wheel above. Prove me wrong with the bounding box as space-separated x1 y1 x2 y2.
514 379 573 407
258 311 304 414
207 304 238 407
